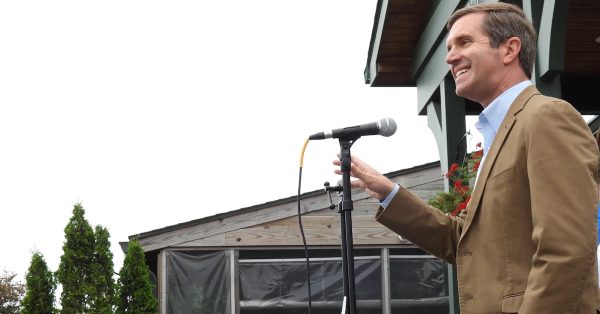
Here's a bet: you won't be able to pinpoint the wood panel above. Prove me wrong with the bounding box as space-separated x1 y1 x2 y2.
565 0 600 75
177 214 401 247
224 227 404 246
258 215 381 229
175 234 227 247
138 193 333 251
369 0 435 86
137 163 443 251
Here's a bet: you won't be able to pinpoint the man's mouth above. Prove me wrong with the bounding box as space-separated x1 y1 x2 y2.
456 68 470 78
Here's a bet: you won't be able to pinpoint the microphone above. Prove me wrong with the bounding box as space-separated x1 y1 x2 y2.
309 117 397 140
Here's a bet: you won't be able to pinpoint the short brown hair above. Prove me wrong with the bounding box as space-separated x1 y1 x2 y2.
447 2 537 79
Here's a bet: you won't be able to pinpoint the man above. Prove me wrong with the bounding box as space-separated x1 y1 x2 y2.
335 3 600 313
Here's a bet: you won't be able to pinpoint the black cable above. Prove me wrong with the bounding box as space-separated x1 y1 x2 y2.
297 139 312 314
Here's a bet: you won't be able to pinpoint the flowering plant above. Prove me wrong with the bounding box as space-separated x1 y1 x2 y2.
427 143 483 217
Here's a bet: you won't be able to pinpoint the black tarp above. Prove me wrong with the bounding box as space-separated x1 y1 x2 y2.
166 250 230 314
239 258 381 310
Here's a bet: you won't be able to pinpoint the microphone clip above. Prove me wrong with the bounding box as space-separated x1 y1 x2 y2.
324 181 343 210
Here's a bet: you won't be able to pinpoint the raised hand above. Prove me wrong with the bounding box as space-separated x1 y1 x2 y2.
333 155 396 201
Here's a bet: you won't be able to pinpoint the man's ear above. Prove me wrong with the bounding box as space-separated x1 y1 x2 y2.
503 36 521 65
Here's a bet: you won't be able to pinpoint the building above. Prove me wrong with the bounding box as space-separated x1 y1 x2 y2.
128 161 450 314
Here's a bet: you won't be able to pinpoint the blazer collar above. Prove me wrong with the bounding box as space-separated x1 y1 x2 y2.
459 85 541 241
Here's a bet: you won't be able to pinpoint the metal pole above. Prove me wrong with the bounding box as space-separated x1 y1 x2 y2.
338 138 358 314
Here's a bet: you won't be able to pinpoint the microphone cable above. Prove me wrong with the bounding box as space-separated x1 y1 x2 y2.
298 138 312 314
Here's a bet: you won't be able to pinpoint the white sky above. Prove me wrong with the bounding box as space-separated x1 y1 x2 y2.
0 0 498 281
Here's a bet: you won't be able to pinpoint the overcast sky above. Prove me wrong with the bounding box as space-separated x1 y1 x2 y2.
0 0 494 281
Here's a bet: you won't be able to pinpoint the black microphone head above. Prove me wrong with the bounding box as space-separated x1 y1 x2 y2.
379 117 397 137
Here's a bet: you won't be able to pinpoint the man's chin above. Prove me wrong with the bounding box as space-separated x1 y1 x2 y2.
454 89 478 104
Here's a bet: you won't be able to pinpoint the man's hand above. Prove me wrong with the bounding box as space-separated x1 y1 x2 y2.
333 155 396 201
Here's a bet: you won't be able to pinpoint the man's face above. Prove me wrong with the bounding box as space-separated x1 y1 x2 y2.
446 12 504 106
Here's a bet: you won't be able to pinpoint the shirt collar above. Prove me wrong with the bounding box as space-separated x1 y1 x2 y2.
475 80 531 155
480 80 532 133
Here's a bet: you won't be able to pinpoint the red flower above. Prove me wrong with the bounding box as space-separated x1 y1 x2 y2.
450 208 461 217
454 180 468 195
445 163 460 178
451 197 471 217
454 180 462 189
451 202 466 217
450 163 459 172
428 149 481 216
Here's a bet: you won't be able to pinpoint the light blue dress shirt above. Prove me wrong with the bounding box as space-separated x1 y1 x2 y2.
381 80 532 208
473 80 532 181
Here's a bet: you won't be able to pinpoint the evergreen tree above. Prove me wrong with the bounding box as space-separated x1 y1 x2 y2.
89 226 115 314
0 269 25 314
56 203 95 313
116 240 157 313
21 252 55 314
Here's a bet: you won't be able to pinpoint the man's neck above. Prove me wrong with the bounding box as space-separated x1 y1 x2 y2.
479 71 529 108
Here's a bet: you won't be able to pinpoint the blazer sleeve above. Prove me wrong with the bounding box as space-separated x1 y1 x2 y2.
375 186 464 264
518 99 599 313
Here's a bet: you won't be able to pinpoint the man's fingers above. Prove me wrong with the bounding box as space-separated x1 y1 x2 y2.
353 179 366 190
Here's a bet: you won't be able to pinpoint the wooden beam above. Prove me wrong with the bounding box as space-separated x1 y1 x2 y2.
522 0 544 34
224 227 404 246
229 249 239 314
416 36 454 115
159 250 167 314
426 75 466 191
258 215 383 230
535 0 568 98
366 0 390 85
522 0 545 87
412 0 465 80
536 0 568 80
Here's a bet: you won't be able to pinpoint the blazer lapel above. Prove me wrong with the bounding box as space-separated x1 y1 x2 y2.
459 86 541 241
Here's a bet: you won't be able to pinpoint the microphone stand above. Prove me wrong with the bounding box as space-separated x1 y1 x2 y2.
337 136 358 314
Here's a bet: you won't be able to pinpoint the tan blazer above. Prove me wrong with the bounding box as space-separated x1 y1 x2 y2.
376 86 600 313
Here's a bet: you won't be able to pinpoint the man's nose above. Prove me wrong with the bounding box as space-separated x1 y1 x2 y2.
445 49 459 65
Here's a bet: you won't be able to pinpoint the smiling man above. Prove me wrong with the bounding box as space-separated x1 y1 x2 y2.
335 3 600 313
